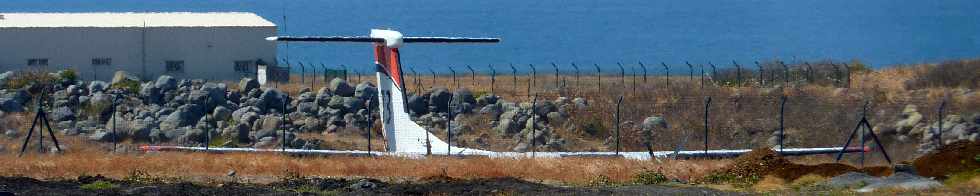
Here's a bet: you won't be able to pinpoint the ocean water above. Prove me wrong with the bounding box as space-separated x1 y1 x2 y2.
2 0 979 73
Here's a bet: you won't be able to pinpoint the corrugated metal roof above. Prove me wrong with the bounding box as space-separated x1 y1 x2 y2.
0 12 276 28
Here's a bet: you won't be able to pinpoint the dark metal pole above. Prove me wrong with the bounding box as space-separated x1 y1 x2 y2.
340 64 348 81
366 99 373 156
447 95 453 155
528 64 536 95
631 66 637 94
842 63 851 88
938 99 946 147
111 93 118 152
804 62 813 83
428 68 436 89
311 63 317 90
571 63 580 88
831 63 841 87
780 61 789 84
204 93 211 150
699 64 705 89
708 62 717 84
282 93 288 151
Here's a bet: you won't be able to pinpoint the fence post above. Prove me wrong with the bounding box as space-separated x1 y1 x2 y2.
299 62 306 84
660 62 669 90
509 64 517 95
528 64 537 95
755 61 764 87
733 60 741 87
339 64 348 81
490 65 496 95
282 93 288 152
427 68 436 90
700 64 705 89
593 64 602 96
779 96 787 153
937 98 946 147
466 65 476 87
631 66 637 94
708 62 717 85
530 94 538 157
615 95 623 155
804 62 813 83
571 63 580 89
409 67 419 94
842 63 851 88
111 93 118 152
617 62 626 88
780 61 789 84
686 61 694 81
447 95 453 155
366 99 373 156
704 96 712 154
311 63 317 90
449 66 458 90
638 61 647 83
551 63 560 89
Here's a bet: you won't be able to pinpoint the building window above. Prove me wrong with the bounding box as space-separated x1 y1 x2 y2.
92 58 112 66
27 58 49 66
234 60 253 72
165 61 184 73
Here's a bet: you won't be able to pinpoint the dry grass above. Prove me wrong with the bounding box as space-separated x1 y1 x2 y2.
0 135 728 185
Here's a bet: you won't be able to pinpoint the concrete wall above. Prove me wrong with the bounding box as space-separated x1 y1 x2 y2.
0 26 276 81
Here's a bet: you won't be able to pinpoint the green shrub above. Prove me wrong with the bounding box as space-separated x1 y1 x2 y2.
111 79 141 93
586 174 614 187
80 180 118 190
633 170 669 185
58 69 78 84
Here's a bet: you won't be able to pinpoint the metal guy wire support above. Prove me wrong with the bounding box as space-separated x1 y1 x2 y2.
551 62 560 89
660 62 669 90
638 61 647 83
779 96 787 153
685 61 694 81
466 65 476 86
703 96 712 154
615 95 623 155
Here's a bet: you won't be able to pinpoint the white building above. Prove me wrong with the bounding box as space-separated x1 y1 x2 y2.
0 12 277 81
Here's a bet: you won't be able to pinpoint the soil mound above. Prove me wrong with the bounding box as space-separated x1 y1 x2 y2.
722 148 892 181
912 140 980 179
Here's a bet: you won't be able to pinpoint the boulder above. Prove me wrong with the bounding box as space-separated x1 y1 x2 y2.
354 82 377 100
572 97 588 109
159 104 203 130
329 78 354 97
428 88 452 113
239 77 260 93
259 88 287 112
254 116 283 139
476 94 499 106
200 83 227 105
155 75 178 92
110 71 140 86
406 95 428 115
314 87 332 107
50 106 76 122
0 71 12 86
212 106 232 121
139 83 162 104
894 105 923 135
88 81 109 93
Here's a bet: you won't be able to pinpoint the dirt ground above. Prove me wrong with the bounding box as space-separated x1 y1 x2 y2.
0 175 742 196
719 148 892 182
912 140 980 179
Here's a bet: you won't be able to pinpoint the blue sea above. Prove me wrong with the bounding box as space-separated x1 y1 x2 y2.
2 0 979 73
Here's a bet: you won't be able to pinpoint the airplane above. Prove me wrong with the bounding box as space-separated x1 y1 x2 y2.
142 29 867 160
